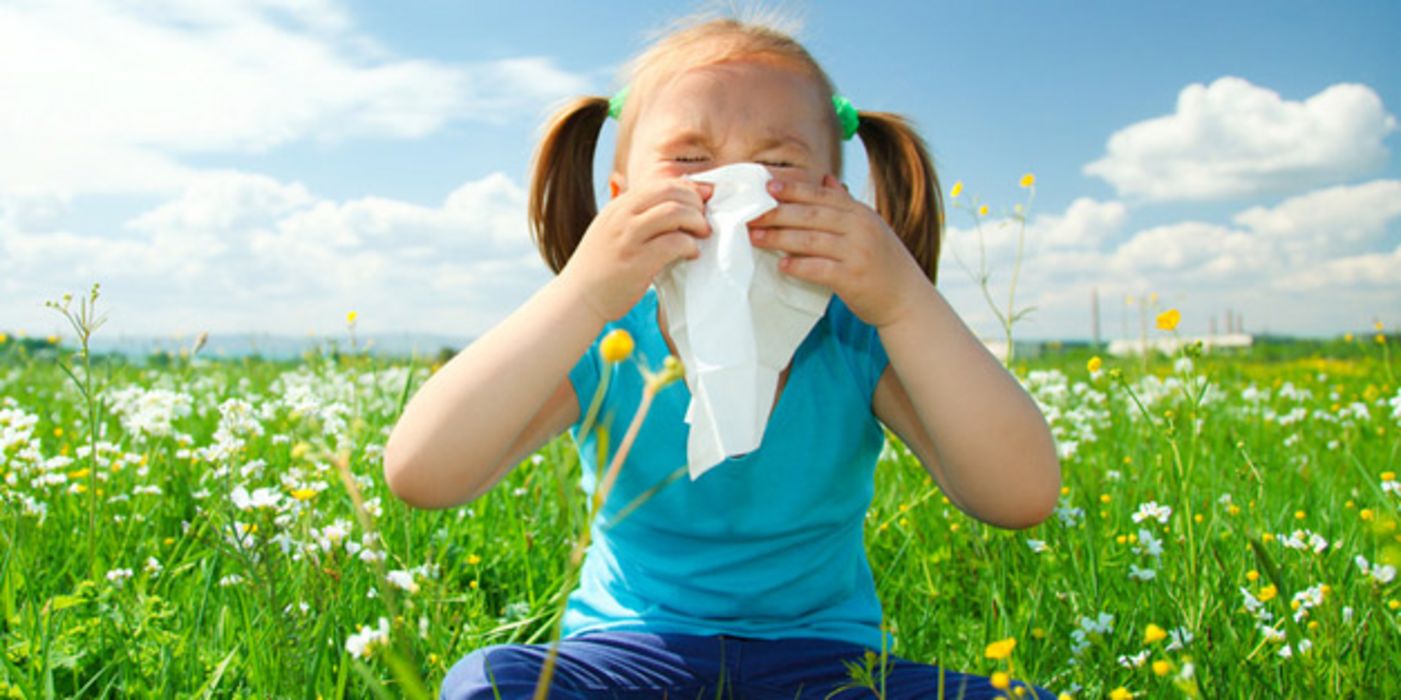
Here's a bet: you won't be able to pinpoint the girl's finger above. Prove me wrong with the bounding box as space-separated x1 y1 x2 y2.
751 201 852 233
631 200 710 242
766 176 852 207
625 180 710 215
750 227 843 260
777 255 839 287
643 230 703 271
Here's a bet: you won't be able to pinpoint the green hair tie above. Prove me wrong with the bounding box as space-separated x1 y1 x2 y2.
607 86 859 141
608 86 629 120
832 94 859 141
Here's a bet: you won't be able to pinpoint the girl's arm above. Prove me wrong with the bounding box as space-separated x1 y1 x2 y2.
749 175 1059 528
384 178 712 509
871 283 1061 529
383 276 597 509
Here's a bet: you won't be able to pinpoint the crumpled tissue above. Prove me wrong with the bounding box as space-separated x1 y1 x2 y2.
654 163 831 480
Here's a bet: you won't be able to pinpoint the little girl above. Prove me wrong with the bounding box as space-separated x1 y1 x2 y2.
386 14 1061 700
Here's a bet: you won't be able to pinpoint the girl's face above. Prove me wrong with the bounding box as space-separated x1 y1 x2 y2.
612 59 838 194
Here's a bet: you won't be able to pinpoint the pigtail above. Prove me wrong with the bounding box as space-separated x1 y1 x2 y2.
529 96 610 274
854 111 944 284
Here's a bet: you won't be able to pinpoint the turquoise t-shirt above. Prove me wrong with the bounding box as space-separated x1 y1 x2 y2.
562 287 891 650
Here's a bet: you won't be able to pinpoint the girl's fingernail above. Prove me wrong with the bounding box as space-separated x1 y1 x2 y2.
768 180 784 193
751 228 766 241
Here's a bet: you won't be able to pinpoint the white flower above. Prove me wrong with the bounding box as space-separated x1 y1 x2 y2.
1026 539 1049 553
1278 530 1329 554
1354 555 1396 585
1136 529 1164 558
1173 356 1194 375
1070 612 1114 656
218 574 245 587
144 557 163 576
1166 627 1193 652
230 486 282 511
1260 625 1286 643
1132 501 1173 525
346 617 391 659
1117 650 1149 668
1055 504 1085 527
1129 563 1157 581
386 569 419 594
106 568 133 586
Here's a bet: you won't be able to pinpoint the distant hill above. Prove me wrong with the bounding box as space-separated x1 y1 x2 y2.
88 332 472 360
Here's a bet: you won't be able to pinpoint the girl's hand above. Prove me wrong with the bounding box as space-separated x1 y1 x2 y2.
749 174 928 329
560 178 713 324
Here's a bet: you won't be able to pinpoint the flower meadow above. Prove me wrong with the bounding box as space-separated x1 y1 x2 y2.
0 317 1398 698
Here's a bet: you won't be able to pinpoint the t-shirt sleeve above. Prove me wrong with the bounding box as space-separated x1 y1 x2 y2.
567 334 603 432
828 297 890 402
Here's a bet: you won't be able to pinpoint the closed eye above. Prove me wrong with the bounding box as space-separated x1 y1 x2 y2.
758 160 797 168
673 155 709 163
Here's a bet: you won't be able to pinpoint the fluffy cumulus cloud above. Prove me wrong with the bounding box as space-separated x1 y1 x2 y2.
0 171 551 335
0 0 588 198
1083 77 1397 202
938 180 1401 338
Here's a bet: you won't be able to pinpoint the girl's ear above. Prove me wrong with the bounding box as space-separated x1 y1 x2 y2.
608 172 626 199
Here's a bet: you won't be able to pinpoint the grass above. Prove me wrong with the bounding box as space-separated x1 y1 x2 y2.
0 330 1397 698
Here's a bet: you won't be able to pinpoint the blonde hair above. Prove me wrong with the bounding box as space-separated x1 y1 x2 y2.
528 14 944 283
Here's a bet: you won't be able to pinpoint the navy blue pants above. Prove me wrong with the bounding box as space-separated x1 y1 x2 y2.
440 631 1054 699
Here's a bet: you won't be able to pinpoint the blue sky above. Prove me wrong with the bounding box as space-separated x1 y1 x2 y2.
2 1 1398 343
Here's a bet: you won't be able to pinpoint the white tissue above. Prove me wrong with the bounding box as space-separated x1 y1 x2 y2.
654 163 831 479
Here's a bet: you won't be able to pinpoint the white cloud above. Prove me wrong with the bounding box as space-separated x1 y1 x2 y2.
0 171 551 335
0 0 589 198
1084 77 1397 202
937 180 1401 338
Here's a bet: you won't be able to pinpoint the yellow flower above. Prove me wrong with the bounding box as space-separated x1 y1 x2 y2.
1109 687 1133 700
951 181 964 198
600 329 635 363
1383 471 1396 481
53 427 63 438
467 553 482 566
1155 308 1181 331
1246 570 1259 582
1376 321 1385 331
1344 333 1354 343
290 488 317 501
985 637 1017 660
47 334 59 344
0 332 7 344
1257 584 1278 602
1152 660 1171 677
1019 173 1035 188
1360 508 1375 521
346 310 358 325
1143 623 1167 644
1294 510 1306 520
1377 334 1386 345
978 204 989 217
1100 494 1112 504
990 671 1010 690
1087 356 1102 373
1388 599 1399 611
